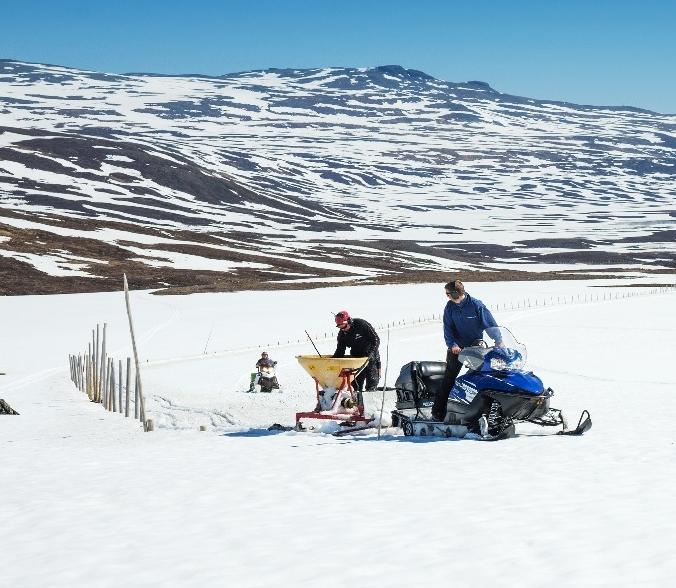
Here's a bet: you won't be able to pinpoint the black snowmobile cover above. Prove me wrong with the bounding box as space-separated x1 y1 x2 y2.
394 361 446 410
394 362 417 392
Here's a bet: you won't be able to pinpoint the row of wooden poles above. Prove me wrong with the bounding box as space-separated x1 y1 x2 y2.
68 275 153 432
68 323 152 429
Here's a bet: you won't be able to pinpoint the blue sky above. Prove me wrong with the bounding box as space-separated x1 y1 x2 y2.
2 0 674 113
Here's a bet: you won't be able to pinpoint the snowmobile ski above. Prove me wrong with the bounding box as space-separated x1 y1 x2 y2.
557 410 592 436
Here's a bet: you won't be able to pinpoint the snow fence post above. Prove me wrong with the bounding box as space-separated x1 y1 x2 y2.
86 344 90 399
105 358 110 410
134 372 139 420
111 360 117 413
377 327 391 440
103 356 108 409
117 360 122 413
92 331 97 401
108 357 114 410
99 324 107 406
123 274 150 431
87 350 93 400
125 357 131 418
94 326 100 403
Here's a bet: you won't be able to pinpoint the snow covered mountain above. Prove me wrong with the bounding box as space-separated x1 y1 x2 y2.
1 60 674 294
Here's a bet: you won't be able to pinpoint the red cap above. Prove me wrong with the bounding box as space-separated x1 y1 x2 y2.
334 310 350 326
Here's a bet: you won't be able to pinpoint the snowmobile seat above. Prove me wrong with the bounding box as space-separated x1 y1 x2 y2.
417 361 446 378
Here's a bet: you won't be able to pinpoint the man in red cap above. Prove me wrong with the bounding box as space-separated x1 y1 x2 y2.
333 310 381 391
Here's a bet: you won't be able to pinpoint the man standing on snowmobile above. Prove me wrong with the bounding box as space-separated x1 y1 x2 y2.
333 310 381 391
431 280 499 422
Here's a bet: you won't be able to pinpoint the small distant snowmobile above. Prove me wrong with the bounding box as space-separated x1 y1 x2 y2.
391 326 591 440
248 364 280 393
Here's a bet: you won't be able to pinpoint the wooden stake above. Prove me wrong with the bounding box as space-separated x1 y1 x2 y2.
103 356 108 409
106 357 115 411
118 359 123 413
125 357 131 418
87 342 92 399
134 371 139 420
111 359 117 413
124 275 148 429
377 327 391 440
94 326 100 402
99 324 108 404
104 358 109 410
86 353 92 400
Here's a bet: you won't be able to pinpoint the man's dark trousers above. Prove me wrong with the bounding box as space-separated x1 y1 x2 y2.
432 349 463 420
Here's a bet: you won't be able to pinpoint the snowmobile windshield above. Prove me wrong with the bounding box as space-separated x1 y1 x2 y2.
479 326 527 371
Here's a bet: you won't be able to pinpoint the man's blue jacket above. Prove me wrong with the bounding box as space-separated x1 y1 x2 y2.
443 293 498 349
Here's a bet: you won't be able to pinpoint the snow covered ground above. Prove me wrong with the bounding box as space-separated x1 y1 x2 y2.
2 277 676 587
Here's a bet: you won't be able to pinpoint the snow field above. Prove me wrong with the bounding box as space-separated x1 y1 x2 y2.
1 278 676 587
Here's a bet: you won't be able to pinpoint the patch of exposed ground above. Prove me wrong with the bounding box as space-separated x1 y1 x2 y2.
1 211 673 296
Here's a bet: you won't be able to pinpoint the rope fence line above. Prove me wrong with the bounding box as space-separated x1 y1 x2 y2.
148 285 675 364
68 322 153 431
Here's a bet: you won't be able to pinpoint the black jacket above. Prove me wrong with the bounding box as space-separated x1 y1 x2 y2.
334 318 380 358
256 358 276 369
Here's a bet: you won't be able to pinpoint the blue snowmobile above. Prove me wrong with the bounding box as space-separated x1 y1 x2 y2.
391 326 591 440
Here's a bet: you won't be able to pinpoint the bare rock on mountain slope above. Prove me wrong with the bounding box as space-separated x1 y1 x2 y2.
0 60 674 293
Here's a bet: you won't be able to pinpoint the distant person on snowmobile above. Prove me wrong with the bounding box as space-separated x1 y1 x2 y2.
256 352 276 369
431 279 499 422
249 352 279 392
332 310 381 391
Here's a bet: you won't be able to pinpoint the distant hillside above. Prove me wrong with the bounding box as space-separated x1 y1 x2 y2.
0 60 674 294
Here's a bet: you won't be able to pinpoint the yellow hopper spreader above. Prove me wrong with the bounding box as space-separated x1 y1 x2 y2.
296 355 368 390
294 355 372 428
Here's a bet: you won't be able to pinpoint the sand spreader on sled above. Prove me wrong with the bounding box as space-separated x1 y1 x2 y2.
294 355 374 431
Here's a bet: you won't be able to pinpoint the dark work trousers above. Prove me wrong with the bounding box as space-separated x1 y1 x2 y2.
353 356 380 409
354 360 379 391
432 349 463 419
